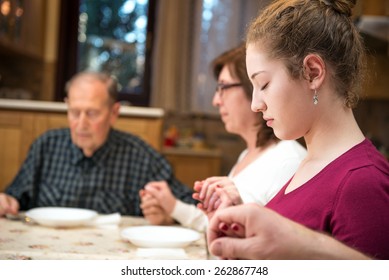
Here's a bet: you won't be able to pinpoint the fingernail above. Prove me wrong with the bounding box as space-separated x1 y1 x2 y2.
232 224 239 231
221 224 228 231
216 184 222 188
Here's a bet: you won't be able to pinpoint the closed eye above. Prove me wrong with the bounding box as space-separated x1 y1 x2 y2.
261 83 269 90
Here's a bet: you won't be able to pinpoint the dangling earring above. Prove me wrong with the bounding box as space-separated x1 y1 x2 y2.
313 89 319 105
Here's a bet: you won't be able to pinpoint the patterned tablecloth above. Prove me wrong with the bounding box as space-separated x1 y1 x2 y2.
0 216 207 260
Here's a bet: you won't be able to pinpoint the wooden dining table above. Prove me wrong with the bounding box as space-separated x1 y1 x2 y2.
0 215 207 260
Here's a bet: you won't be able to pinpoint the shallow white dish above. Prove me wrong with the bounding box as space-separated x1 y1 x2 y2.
121 226 201 248
25 207 98 228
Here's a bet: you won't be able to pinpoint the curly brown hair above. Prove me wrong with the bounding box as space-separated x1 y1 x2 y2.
246 0 366 108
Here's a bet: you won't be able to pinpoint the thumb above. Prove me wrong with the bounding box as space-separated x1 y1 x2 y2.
209 237 254 260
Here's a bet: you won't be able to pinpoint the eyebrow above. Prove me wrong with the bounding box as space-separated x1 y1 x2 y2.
250 71 265 80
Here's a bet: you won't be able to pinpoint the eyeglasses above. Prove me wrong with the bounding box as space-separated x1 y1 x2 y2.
215 83 243 98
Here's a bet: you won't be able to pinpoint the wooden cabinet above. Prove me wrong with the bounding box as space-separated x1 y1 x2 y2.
0 0 59 59
162 148 221 189
0 101 164 191
0 1 60 101
354 1 389 100
0 111 23 192
363 55 389 100
360 0 389 15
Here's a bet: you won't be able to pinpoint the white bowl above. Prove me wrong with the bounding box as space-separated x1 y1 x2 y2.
25 207 98 227
121 226 201 248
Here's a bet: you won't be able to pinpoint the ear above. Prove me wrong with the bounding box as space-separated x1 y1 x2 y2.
110 102 121 124
303 54 326 90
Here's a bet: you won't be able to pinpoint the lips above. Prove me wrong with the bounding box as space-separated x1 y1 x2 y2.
76 132 91 138
263 116 274 127
219 111 228 120
262 116 271 121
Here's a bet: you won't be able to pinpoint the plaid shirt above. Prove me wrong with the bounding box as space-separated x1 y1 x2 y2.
6 128 195 215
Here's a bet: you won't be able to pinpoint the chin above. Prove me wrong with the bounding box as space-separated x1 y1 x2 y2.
274 130 301 141
225 126 237 134
273 130 290 141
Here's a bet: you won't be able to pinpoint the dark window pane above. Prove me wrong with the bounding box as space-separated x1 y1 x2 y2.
78 0 148 94
56 0 155 106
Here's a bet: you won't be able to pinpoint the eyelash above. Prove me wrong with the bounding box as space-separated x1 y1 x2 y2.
261 83 269 90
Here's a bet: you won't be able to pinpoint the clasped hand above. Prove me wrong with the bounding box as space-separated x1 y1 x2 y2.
192 176 243 218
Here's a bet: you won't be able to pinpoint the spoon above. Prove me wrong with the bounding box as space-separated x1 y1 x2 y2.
5 213 36 224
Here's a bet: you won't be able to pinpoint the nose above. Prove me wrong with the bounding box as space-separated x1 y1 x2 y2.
212 91 221 107
251 90 266 112
78 112 89 128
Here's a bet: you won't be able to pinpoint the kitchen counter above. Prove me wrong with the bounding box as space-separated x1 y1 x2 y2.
162 147 221 157
0 98 164 118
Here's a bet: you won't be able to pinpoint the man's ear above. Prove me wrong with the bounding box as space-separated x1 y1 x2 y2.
303 54 326 89
111 102 120 124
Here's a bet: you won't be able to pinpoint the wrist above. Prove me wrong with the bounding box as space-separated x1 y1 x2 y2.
165 197 177 214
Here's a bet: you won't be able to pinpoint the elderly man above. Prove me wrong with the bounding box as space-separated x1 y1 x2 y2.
0 71 195 216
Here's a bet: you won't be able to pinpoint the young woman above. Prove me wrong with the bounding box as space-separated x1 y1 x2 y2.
207 0 389 259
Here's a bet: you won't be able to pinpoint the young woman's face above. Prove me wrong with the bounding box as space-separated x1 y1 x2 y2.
246 43 315 140
212 65 259 136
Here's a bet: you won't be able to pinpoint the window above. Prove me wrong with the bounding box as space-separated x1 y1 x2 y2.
189 0 269 114
55 0 155 106
150 0 268 114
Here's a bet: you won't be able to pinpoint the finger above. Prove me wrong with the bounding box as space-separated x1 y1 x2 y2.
193 181 203 193
199 177 221 200
192 192 201 201
219 186 243 205
199 181 209 200
207 204 256 244
142 205 163 216
144 181 167 192
202 182 220 209
145 215 163 225
207 192 220 212
146 183 173 202
143 212 167 225
0 194 12 216
8 197 19 215
214 198 222 210
197 203 205 210
140 192 154 202
196 203 209 216
219 222 245 238
209 237 257 260
230 222 245 237
216 188 236 209
140 189 154 199
139 190 153 203
140 197 159 209
144 185 163 200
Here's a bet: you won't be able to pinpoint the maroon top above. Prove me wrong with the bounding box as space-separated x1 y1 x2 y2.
266 139 389 259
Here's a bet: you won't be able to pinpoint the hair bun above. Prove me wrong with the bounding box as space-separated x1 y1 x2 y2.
320 0 356 17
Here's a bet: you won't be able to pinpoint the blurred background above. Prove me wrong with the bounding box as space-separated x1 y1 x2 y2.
0 0 388 176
